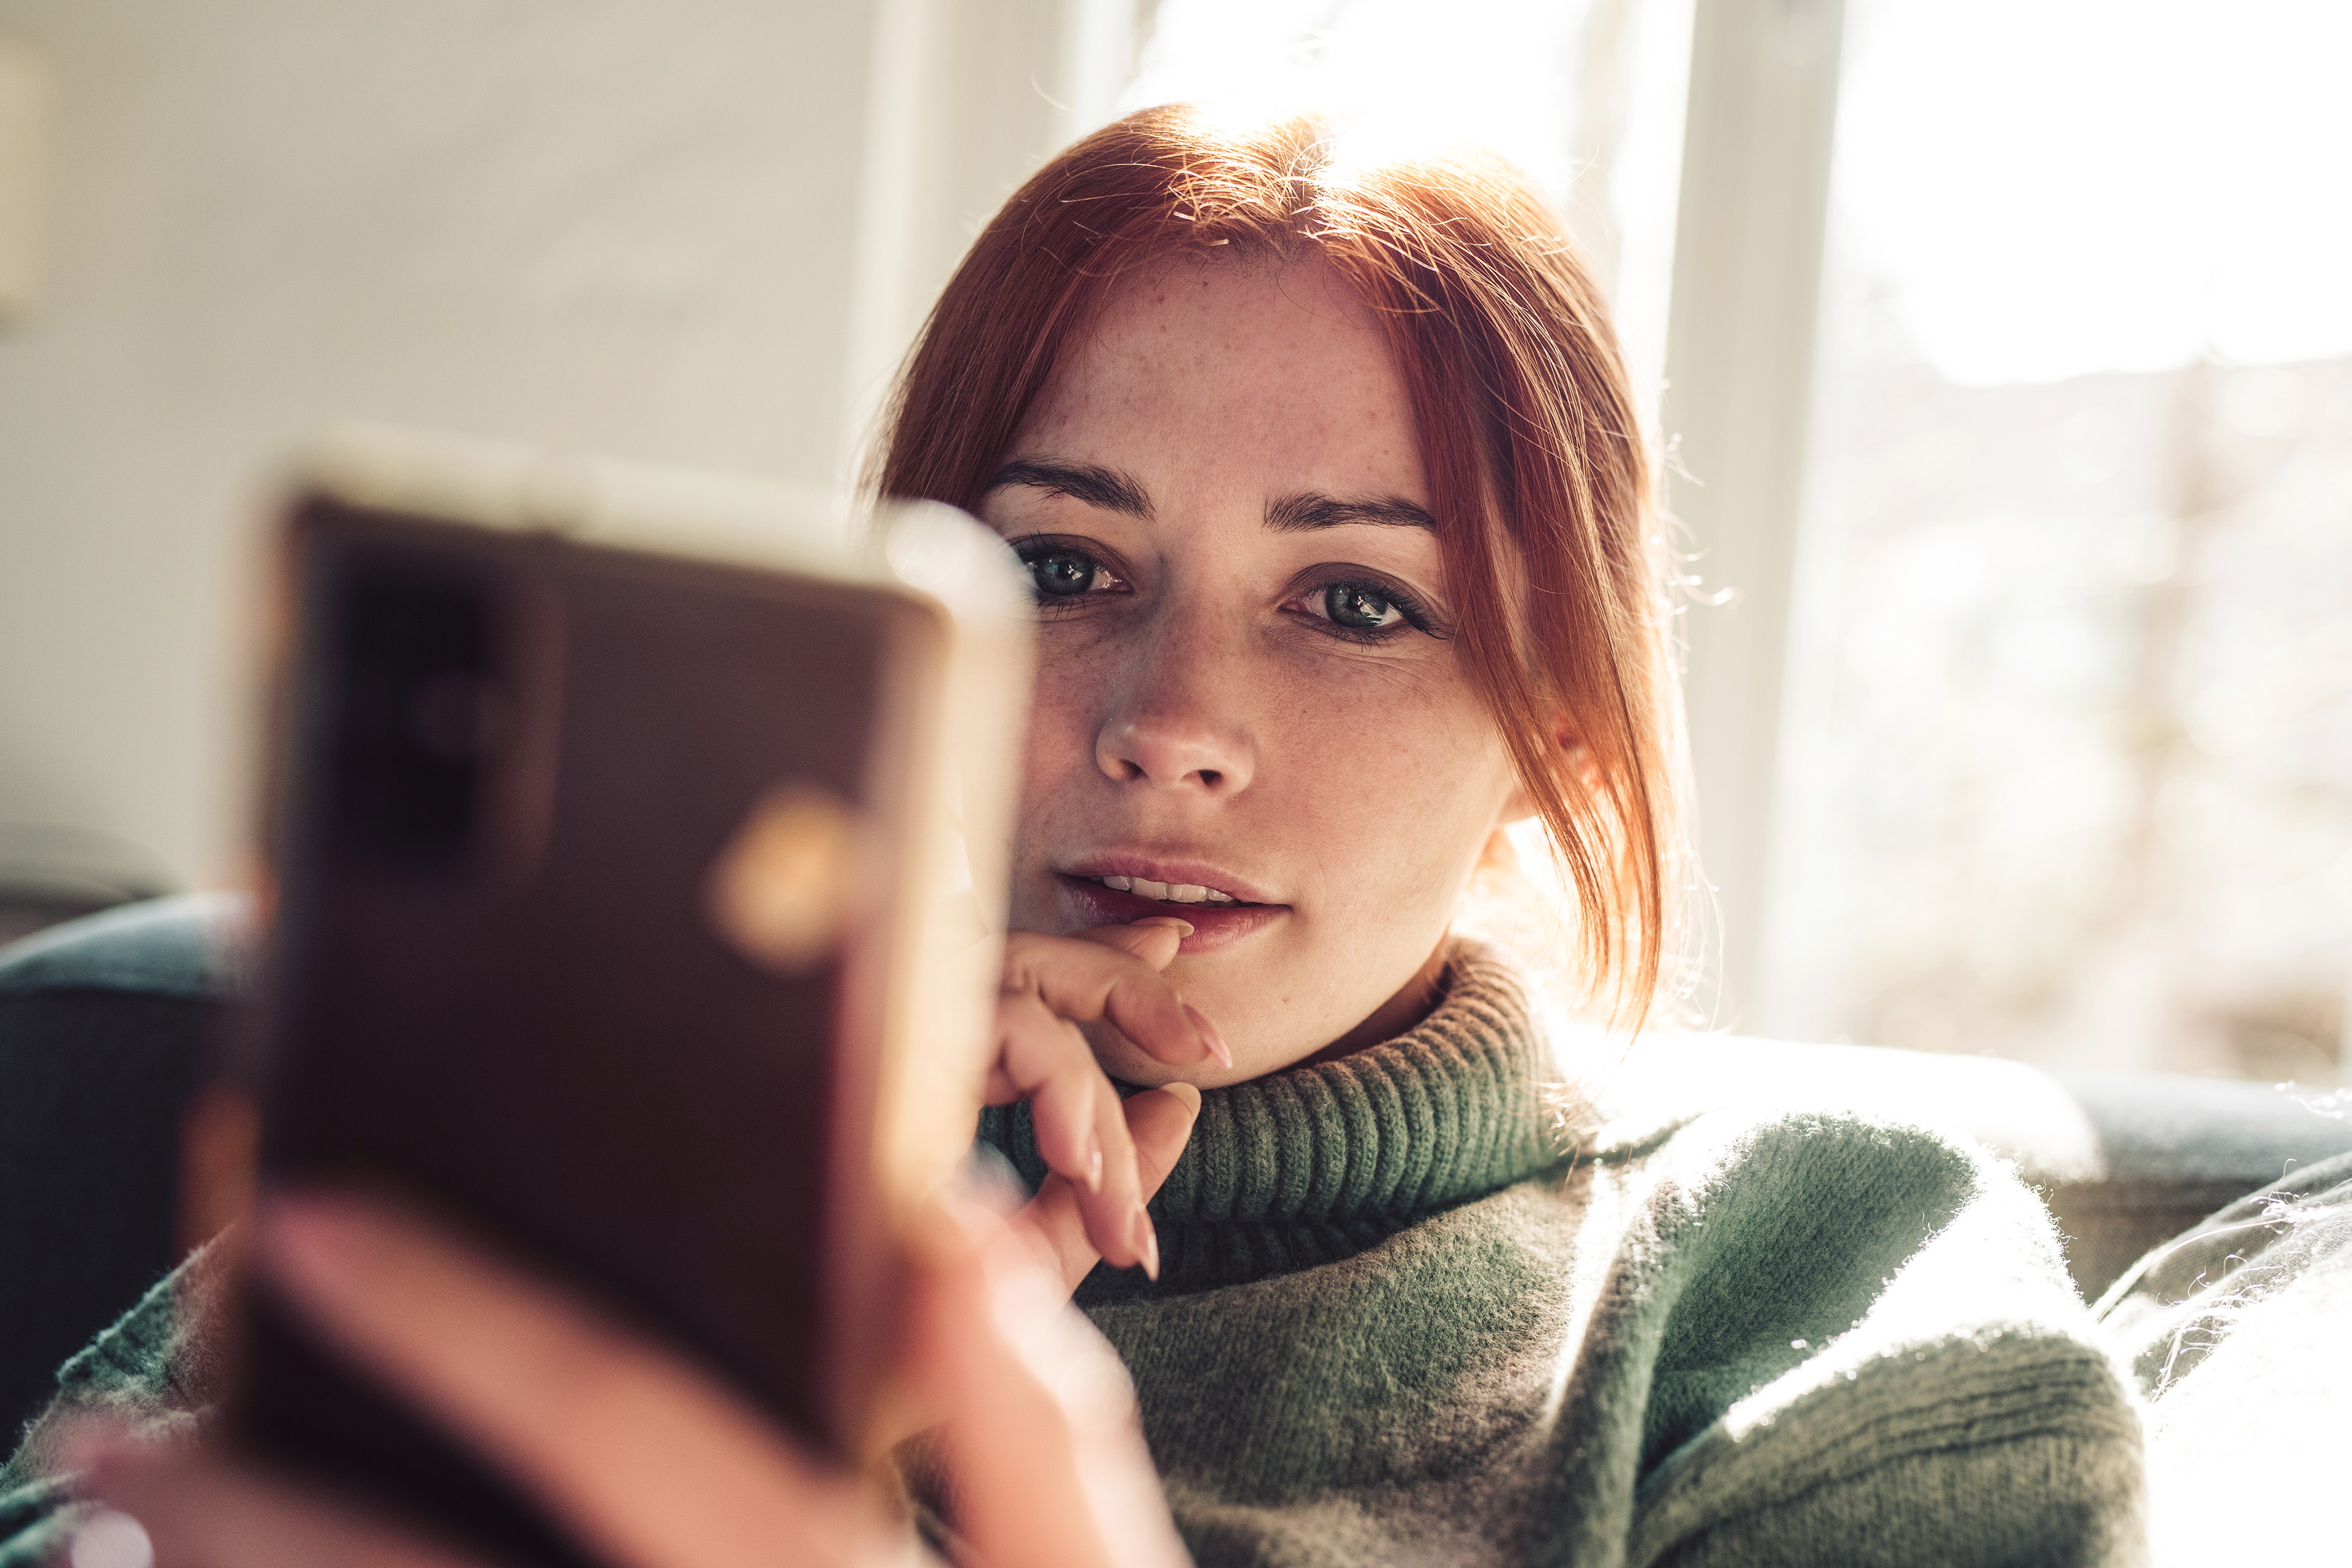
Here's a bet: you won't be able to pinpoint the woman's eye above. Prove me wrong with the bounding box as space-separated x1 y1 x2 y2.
1021 548 1102 599
1317 583 1403 631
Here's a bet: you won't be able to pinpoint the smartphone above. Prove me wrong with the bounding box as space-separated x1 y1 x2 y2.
228 428 1027 1567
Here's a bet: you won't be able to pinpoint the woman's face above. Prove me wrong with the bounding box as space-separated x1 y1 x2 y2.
978 255 1521 1087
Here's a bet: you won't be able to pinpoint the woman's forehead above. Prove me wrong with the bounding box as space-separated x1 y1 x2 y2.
1016 254 1430 507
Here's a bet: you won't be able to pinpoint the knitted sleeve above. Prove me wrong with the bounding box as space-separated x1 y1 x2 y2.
1593 1114 2149 1568
0 1237 234 1566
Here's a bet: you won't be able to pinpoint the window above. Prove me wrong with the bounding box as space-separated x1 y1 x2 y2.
1763 0 2352 1080
1101 0 2352 1082
1119 0 1694 420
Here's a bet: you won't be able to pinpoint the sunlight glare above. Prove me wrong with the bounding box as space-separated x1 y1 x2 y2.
1838 0 2352 386
1121 0 1586 202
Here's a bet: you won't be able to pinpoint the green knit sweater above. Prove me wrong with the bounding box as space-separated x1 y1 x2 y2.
2 945 2146 1566
977 944 2147 1566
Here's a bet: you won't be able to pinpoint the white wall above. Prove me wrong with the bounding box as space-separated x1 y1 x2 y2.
0 0 1103 892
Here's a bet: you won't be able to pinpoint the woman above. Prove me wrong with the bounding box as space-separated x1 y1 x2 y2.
1 108 2144 1566
886 108 2144 1562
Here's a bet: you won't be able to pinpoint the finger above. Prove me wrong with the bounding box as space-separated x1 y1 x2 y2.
257 1194 897 1568
1017 1084 1201 1293
1083 1063 1148 1274
70 1426 496 1568
989 993 1104 1180
1002 931 1229 1069
905 1195 1189 1568
1071 919 1188 970
989 994 1145 1268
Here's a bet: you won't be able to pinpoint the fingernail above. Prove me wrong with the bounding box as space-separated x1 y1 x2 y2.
1085 1134 1105 1196
67 1507 148 1566
1131 916 1195 935
1185 1003 1233 1068
1132 1207 1160 1280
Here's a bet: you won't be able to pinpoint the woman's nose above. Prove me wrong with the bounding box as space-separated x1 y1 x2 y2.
1093 621 1256 794
1096 712 1254 793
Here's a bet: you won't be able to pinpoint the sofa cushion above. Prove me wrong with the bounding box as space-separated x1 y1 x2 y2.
2095 1148 2352 1558
0 894 250 1438
0 892 252 1003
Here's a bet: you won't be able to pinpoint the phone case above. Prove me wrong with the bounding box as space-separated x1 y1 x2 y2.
230 428 1027 1566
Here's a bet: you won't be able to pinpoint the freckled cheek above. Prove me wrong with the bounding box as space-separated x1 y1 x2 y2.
1267 676 1510 916
1014 655 1105 821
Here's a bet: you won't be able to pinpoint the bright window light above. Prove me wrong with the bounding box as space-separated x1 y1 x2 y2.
1775 0 2352 1081
1123 0 1585 193
1838 0 2352 386
1116 0 1693 405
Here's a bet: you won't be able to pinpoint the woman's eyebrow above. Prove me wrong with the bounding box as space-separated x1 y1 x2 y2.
988 459 1153 519
1264 492 1439 532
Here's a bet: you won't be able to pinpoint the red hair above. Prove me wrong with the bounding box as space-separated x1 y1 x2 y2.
875 106 1686 1029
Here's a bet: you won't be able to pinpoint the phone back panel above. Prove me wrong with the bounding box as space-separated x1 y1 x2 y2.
241 496 933 1564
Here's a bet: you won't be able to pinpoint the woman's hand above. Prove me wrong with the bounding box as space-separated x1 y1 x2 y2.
67 1191 1191 1568
989 921 1220 1284
66 922 1223 1563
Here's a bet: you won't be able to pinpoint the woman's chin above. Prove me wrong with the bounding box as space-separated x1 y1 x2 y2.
1075 1001 1276 1088
1084 1010 1335 1090
1086 1033 1247 1091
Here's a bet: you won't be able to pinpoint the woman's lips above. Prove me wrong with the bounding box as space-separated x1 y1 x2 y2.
1066 856 1278 906
1056 873 1288 954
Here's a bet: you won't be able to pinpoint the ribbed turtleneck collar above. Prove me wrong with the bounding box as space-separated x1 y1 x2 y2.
978 942 1570 1299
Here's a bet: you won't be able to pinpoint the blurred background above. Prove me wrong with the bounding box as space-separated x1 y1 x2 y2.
0 0 2346 1082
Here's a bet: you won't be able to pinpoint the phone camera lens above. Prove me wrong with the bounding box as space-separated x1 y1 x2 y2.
410 672 505 761
325 551 503 869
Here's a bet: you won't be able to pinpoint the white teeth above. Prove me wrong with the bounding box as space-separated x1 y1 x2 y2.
1093 874 1248 905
